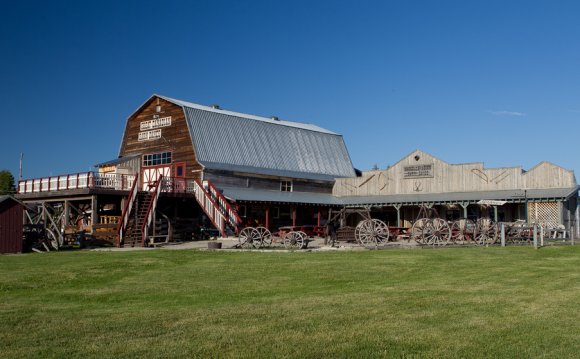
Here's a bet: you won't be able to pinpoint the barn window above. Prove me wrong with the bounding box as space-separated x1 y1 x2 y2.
280 180 292 192
143 152 172 167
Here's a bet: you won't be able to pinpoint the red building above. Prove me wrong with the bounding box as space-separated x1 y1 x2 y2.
0 196 24 254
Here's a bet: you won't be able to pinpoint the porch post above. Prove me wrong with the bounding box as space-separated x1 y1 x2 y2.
265 206 270 229
394 204 402 227
317 206 321 227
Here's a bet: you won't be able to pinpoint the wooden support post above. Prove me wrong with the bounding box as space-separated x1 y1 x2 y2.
394 204 402 227
64 200 70 227
317 207 321 227
91 196 98 232
265 206 270 229
493 206 498 222
533 223 538 249
460 203 468 219
540 224 544 247
501 223 505 247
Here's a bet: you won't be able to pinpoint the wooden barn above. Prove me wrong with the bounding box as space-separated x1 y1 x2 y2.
17 94 355 247
15 96 579 249
0 196 24 254
333 150 579 236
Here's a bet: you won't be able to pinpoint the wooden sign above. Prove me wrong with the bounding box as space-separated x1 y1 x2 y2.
403 164 433 179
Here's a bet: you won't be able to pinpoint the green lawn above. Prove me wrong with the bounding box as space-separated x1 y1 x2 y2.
1 246 579 358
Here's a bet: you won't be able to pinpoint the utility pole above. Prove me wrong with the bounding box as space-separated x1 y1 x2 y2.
19 153 23 180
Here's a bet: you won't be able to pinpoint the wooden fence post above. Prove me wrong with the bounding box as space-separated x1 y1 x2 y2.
500 223 505 247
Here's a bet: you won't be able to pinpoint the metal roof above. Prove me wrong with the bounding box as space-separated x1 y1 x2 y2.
157 96 356 181
158 95 336 134
220 187 342 205
95 153 141 167
340 187 579 206
220 186 578 206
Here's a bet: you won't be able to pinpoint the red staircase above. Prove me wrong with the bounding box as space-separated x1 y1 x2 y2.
117 175 163 247
192 179 241 237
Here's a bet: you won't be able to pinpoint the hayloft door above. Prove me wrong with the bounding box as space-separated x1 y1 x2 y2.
141 152 172 191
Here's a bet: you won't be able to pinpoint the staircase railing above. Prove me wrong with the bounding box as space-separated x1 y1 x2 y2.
192 179 227 237
117 173 139 246
204 180 241 233
141 175 163 247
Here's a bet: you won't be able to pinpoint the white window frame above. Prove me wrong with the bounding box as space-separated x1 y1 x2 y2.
280 180 293 192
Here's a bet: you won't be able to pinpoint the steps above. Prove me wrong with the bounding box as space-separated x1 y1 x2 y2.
121 192 153 247
192 179 241 237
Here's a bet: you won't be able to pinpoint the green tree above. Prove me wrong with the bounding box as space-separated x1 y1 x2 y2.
0 170 16 195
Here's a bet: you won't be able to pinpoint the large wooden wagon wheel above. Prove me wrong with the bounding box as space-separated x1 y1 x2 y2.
450 218 476 244
422 218 451 246
284 231 306 249
238 227 262 249
410 218 429 244
255 226 272 247
475 218 498 245
355 219 389 247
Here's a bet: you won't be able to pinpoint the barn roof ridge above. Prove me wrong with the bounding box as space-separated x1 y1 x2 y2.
156 94 339 135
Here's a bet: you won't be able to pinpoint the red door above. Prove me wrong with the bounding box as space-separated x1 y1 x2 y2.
173 162 186 192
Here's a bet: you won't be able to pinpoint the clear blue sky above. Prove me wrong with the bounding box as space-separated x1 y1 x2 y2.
1 0 579 181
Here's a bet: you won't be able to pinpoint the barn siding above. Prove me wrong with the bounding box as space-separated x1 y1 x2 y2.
119 97 203 181
333 150 576 197
0 199 23 254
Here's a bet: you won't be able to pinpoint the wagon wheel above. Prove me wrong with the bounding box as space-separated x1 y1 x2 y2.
475 218 498 245
255 226 272 247
46 228 61 250
238 227 262 249
355 219 389 247
422 218 451 246
411 218 429 244
284 231 304 249
450 219 475 244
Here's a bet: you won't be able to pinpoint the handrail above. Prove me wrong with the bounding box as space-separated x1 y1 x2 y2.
141 175 163 246
17 172 136 194
192 179 227 237
204 180 242 230
117 173 140 246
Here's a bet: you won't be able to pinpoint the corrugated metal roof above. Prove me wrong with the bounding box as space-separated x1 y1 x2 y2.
221 187 578 206
220 187 342 205
158 95 336 134
168 102 356 180
340 187 579 206
95 153 141 167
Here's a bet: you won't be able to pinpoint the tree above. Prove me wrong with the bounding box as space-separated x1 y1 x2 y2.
0 170 16 195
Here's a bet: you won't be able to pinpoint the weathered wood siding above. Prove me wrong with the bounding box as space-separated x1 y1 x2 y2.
119 96 203 180
205 170 333 193
334 150 576 197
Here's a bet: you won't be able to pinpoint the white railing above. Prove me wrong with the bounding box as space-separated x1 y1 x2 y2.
18 172 136 194
192 179 227 236
204 180 241 231
117 173 140 246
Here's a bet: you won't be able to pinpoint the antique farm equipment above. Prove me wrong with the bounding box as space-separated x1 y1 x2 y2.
450 218 476 244
474 218 498 245
354 219 390 247
411 206 451 246
327 208 372 246
237 226 309 249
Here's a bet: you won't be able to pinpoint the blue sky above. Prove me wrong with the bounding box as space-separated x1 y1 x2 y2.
1 0 579 180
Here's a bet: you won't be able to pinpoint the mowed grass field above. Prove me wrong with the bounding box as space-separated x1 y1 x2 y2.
1 246 579 358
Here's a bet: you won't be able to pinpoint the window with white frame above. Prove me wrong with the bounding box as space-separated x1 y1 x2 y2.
143 152 172 167
280 180 292 192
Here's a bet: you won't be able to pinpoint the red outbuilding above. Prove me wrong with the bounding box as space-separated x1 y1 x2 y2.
0 195 23 254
